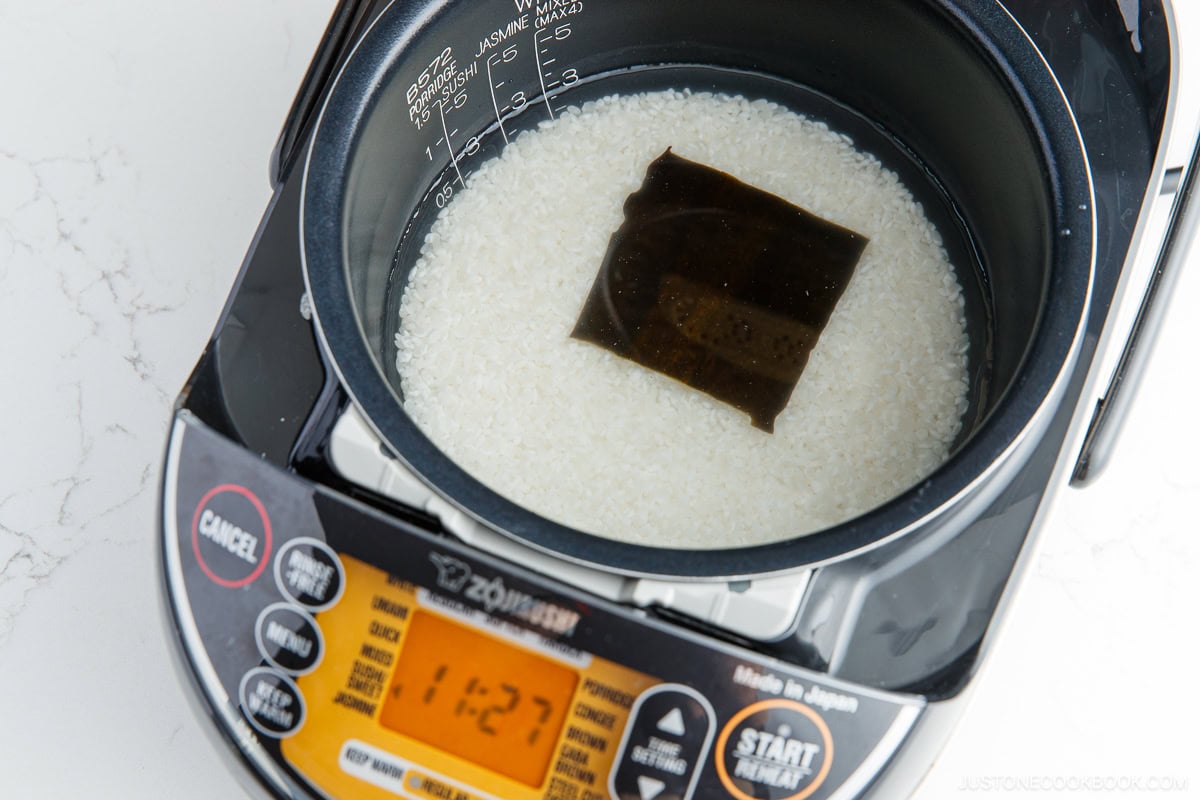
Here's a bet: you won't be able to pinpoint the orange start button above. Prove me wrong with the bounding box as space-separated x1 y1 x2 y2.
715 699 834 800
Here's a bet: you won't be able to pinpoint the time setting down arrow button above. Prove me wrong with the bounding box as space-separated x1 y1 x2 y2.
610 684 717 800
638 775 667 800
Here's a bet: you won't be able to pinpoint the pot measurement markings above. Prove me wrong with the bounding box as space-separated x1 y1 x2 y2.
411 0 588 211
533 19 580 121
407 44 479 200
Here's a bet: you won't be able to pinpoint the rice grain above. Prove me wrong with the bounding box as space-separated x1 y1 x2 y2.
395 90 970 548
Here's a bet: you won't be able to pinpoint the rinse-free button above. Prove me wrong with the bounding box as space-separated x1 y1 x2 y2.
255 602 323 675
275 537 345 611
239 667 305 738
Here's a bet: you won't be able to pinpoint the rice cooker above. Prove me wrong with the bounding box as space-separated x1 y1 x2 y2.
159 1 1193 798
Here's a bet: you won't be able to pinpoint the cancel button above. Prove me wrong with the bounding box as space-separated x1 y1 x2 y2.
191 484 273 588
197 508 258 563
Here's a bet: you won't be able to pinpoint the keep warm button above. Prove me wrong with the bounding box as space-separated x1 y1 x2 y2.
610 685 716 800
239 667 305 738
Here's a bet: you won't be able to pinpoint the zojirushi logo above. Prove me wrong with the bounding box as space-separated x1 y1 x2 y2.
429 552 581 637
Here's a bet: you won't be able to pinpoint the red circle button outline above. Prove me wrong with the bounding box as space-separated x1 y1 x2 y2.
191 483 273 588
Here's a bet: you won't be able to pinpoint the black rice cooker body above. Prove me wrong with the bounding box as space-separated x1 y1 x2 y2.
300 0 1099 579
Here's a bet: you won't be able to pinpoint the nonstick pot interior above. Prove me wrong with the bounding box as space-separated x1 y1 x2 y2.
302 0 1094 578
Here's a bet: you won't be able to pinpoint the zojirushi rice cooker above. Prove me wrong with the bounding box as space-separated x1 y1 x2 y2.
160 1 1194 798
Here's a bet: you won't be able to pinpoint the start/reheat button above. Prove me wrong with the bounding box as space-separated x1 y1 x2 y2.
191 484 273 588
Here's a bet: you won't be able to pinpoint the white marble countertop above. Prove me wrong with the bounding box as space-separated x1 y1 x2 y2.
1 2 1197 798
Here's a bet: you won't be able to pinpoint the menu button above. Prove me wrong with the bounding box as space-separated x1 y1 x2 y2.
255 602 324 675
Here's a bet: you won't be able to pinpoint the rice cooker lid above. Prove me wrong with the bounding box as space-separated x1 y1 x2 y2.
299 0 1096 578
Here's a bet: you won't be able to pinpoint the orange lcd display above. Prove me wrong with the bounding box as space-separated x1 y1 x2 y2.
379 611 579 788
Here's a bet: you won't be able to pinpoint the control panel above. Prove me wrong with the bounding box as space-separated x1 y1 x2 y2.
163 413 923 800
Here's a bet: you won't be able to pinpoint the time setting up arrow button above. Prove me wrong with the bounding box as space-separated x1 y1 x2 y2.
657 708 687 737
609 684 717 800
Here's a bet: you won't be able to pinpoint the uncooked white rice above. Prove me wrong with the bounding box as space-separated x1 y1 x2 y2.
395 90 969 548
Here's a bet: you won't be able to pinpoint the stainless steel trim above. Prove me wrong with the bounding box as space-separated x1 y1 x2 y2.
1072 133 1200 485
967 0 1183 674
161 416 297 799
828 704 922 800
1161 166 1183 195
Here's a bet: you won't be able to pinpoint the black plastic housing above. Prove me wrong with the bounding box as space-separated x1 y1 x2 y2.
301 0 1094 577
174 0 1170 706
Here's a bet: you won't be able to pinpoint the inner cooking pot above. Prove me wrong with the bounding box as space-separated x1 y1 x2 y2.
302 0 1094 578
